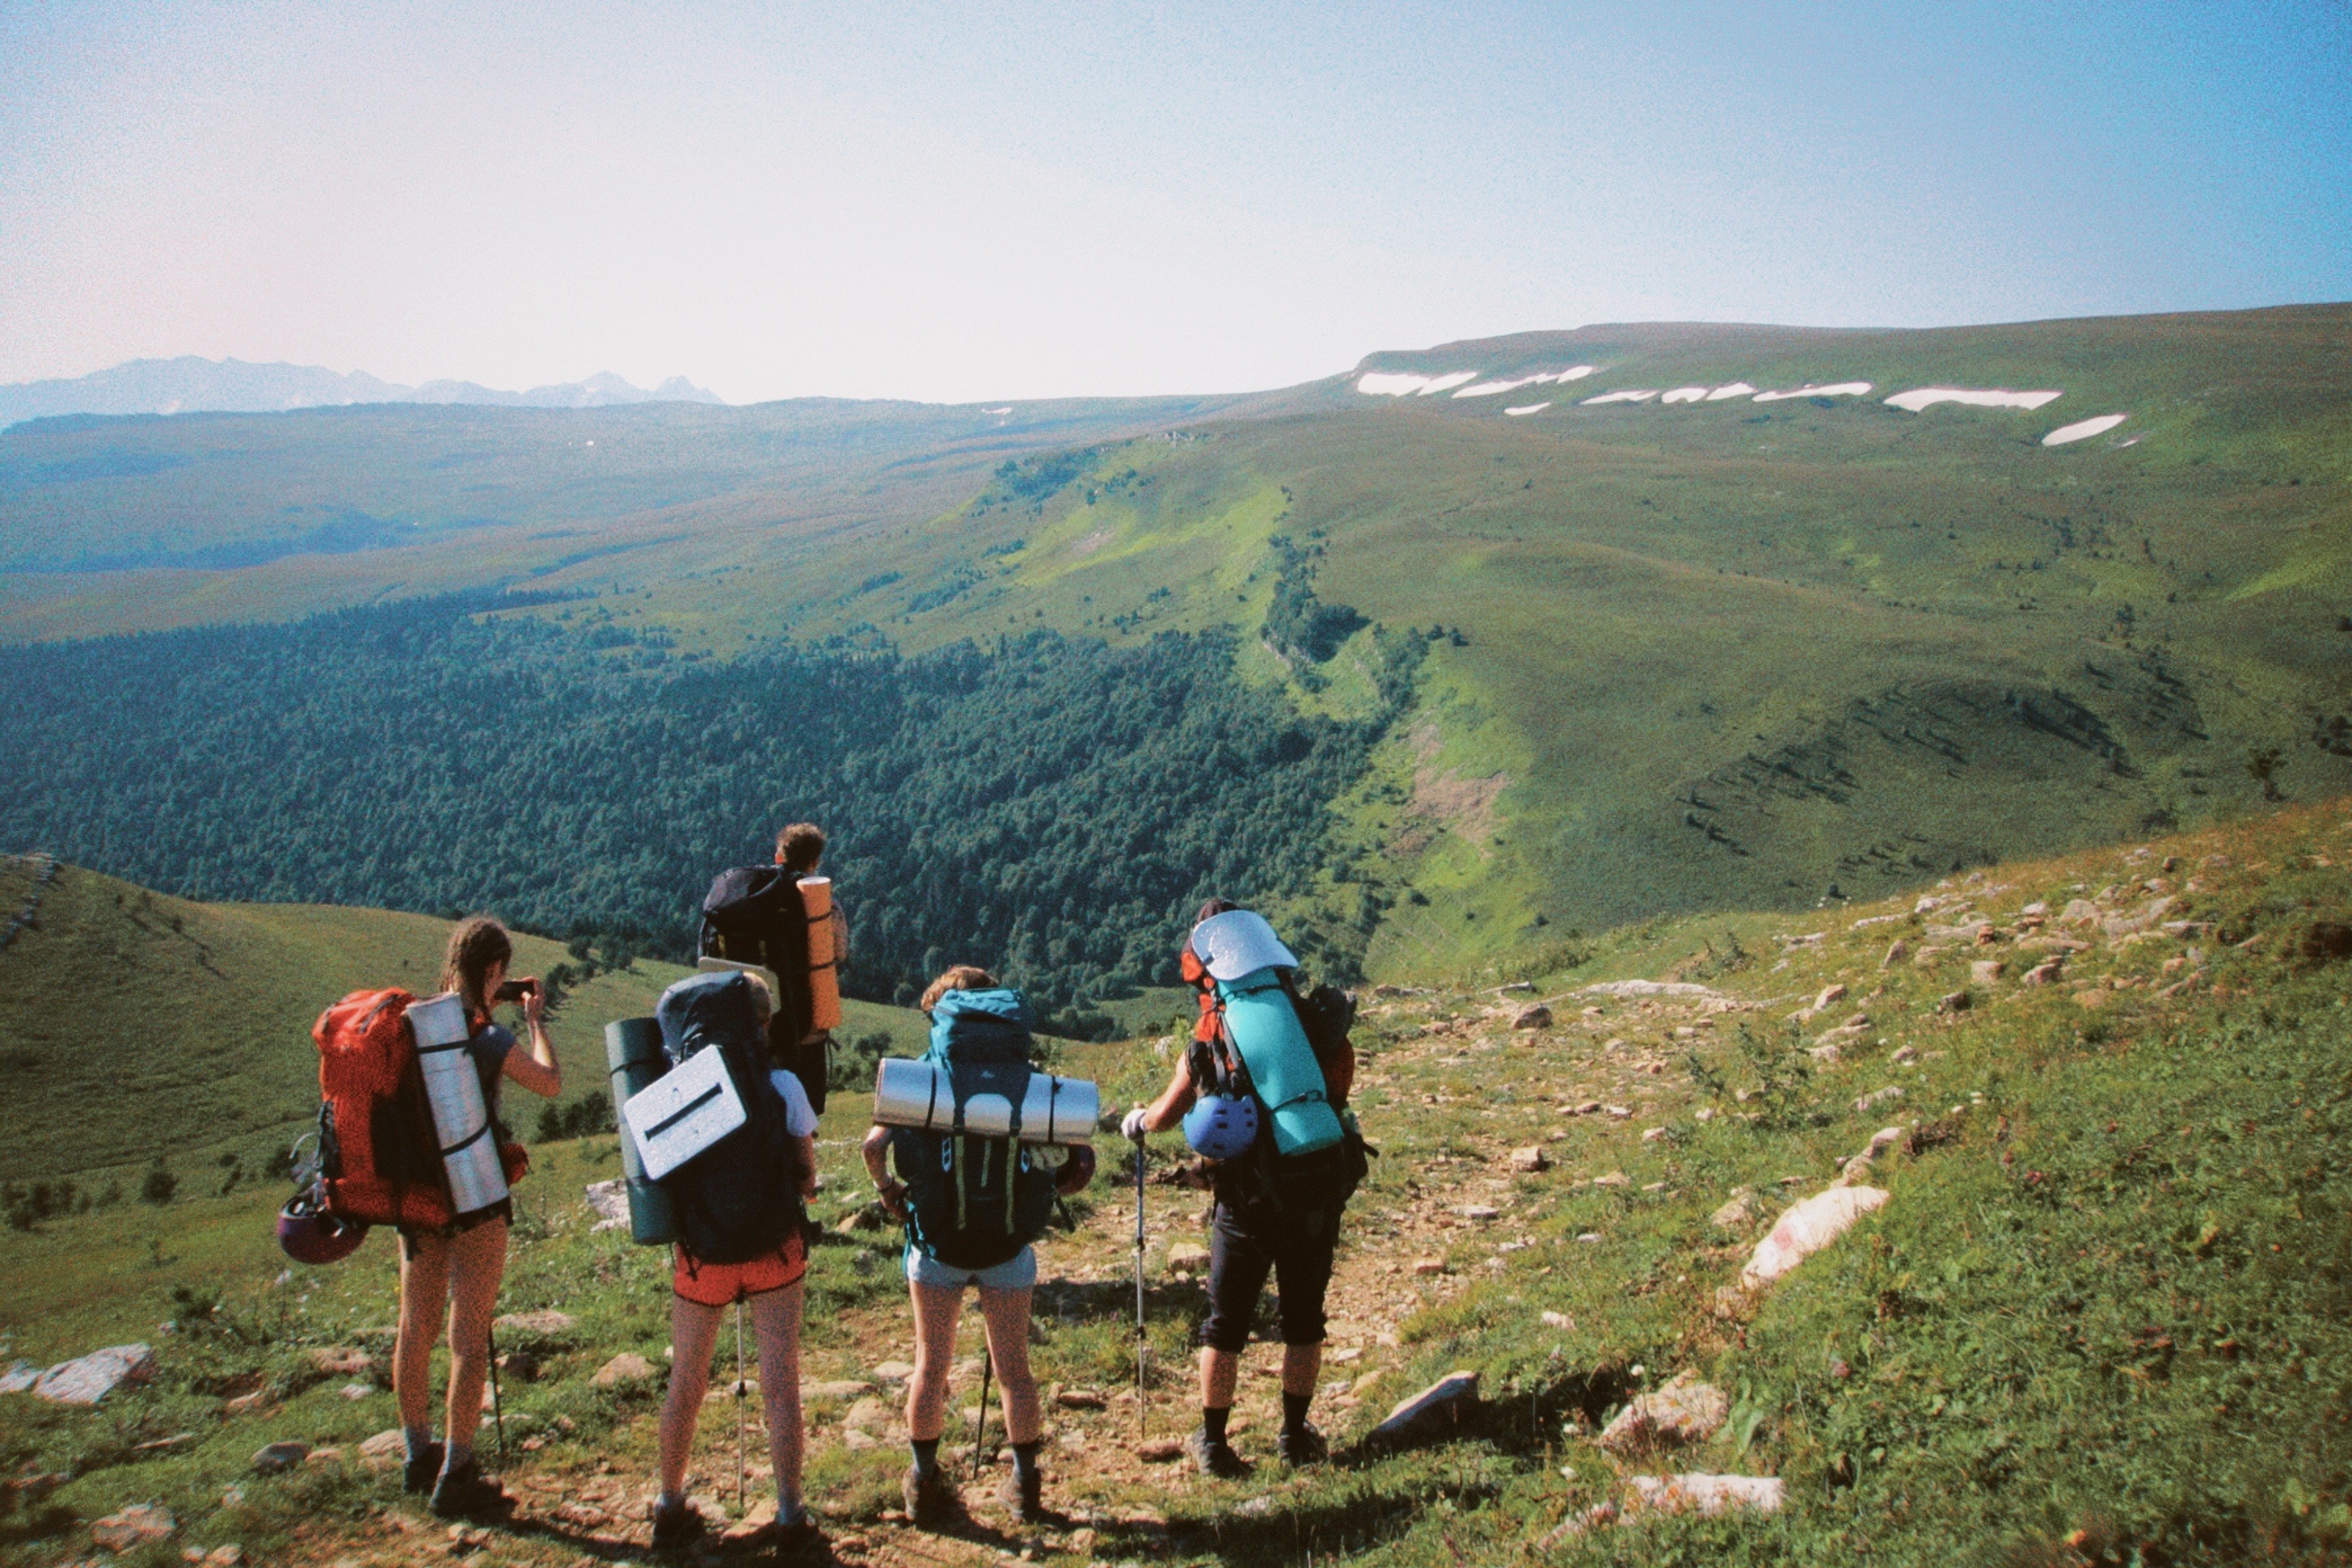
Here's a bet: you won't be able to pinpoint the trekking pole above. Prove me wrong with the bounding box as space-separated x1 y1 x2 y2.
1132 1131 1148 1439
972 1349 994 1480
486 1326 506 1471
733 1302 747 1514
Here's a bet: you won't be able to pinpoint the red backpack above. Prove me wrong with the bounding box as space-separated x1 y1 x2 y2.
312 988 528 1230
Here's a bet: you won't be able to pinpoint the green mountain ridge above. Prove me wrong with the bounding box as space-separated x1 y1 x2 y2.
3 305 2349 975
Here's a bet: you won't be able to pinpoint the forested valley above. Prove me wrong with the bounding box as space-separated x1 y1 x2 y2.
0 593 1420 1034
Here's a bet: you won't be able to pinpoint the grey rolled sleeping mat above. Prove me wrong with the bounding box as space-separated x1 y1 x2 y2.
604 1016 682 1245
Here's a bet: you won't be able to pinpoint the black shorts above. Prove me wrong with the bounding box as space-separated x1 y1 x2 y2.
1197 1200 1340 1353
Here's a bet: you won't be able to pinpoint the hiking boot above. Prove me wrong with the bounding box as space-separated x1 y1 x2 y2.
1185 1427 1252 1481
648 1496 704 1550
400 1440 446 1495
768 1511 823 1557
998 1465 1045 1524
901 1462 953 1526
1277 1423 1329 1468
426 1457 506 1518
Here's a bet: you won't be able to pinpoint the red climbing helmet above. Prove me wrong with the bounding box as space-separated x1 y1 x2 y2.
277 1186 368 1266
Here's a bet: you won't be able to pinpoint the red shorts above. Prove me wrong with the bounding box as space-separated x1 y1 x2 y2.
671 1233 806 1307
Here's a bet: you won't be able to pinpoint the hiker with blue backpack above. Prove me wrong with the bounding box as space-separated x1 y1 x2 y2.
1121 903 1366 1479
642 969 824 1556
861 966 1097 1527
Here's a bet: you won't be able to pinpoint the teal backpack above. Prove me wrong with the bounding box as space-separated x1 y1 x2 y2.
1214 966 1346 1155
894 988 1062 1270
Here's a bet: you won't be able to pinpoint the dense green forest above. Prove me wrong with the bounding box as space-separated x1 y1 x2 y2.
0 593 1413 1034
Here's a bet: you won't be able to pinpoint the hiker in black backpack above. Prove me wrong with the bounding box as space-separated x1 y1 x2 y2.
1122 902 1365 1480
698 822 850 1114
646 969 823 1556
860 966 1094 1528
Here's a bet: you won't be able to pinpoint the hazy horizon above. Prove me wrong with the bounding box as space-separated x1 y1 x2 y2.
5 2 2347 405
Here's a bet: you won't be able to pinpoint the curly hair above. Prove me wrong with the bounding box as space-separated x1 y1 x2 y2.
917 964 999 1014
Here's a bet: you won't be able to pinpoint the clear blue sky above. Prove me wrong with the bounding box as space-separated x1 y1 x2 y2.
2 2 2345 403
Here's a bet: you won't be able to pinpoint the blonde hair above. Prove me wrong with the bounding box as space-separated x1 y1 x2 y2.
917 965 998 1014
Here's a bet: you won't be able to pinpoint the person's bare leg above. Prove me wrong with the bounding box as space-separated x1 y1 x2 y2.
658 1295 723 1501
751 1283 805 1520
395 1233 451 1440
905 1280 963 1441
975 1285 1039 1444
1198 1347 1240 1411
1281 1343 1321 1398
439 1217 509 1465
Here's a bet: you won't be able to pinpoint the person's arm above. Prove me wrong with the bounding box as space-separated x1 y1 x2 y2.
862 1124 906 1218
501 985 562 1099
791 1133 818 1201
1123 1054 1198 1138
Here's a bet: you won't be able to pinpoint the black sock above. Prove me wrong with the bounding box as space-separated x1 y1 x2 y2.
1011 1441 1041 1484
910 1438 939 1475
1202 1406 1230 1445
1282 1392 1312 1434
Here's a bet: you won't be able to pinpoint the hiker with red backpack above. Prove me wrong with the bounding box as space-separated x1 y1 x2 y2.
1121 902 1366 1480
861 967 1097 1527
387 919 561 1515
644 968 823 1556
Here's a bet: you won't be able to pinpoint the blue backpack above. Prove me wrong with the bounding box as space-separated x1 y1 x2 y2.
653 972 802 1265
894 988 1061 1270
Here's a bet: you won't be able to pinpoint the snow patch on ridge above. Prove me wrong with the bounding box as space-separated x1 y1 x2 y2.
1751 382 1873 403
2042 413 2128 446
1886 387 2061 413
1504 402 1551 416
1582 389 1660 405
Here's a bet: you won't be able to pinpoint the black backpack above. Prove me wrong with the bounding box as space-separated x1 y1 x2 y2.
699 866 828 1114
653 971 803 1265
893 988 1062 1271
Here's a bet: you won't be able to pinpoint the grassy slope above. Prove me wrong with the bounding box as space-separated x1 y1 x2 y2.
0 862 936 1187
5 805 2351 1565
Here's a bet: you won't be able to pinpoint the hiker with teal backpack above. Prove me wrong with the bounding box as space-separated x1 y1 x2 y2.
1122 903 1366 1479
861 966 1096 1527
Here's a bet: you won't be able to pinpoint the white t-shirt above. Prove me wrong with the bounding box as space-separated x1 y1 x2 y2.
768 1070 821 1137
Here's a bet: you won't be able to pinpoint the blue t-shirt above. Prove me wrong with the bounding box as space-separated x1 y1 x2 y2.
471 1022 516 1122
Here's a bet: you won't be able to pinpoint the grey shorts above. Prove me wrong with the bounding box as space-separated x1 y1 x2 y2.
904 1243 1037 1292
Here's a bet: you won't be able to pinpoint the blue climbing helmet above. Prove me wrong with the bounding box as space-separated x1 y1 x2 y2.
1183 1093 1260 1161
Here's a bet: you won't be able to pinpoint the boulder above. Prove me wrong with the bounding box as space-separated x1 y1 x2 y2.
1741 1186 1889 1289
34 1344 156 1406
1590 1171 1629 1188
582 1179 630 1230
805 1380 871 1400
90 1503 177 1552
1166 1242 1210 1276
1854 1086 1904 1113
494 1310 575 1336
1596 1373 1730 1451
1814 984 1847 1010
1628 1473 1785 1516
870 1360 917 1382
842 1396 892 1432
1970 959 2004 986
2022 958 2066 987
1513 1004 1553 1031
250 1441 311 1474
224 1390 270 1416
1508 1145 1550 1173
590 1352 656 1387
1454 1204 1501 1221
1135 1438 1186 1462
1540 1310 1575 1330
1880 940 1909 969
1412 1257 1448 1277
1936 989 1972 1014
305 1346 374 1377
358 1429 407 1470
1370 1370 1479 1444
1055 1387 1107 1410
0 1358 40 1393
204 1545 247 1567
1707 1191 1759 1231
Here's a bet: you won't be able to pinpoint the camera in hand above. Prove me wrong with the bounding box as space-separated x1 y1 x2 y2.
494 978 541 1002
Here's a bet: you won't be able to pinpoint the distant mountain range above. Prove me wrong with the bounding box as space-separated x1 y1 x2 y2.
0 357 724 427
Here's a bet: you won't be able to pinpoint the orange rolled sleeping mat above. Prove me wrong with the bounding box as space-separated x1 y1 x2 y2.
800 877 842 1031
